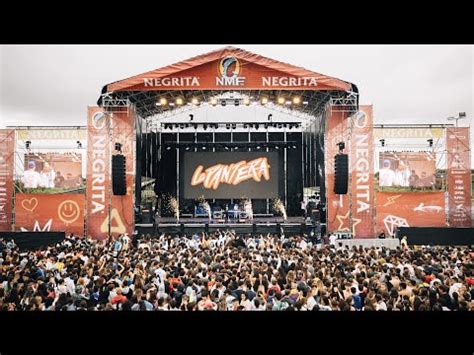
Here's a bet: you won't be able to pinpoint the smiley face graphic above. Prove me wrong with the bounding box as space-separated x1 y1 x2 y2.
57 200 81 225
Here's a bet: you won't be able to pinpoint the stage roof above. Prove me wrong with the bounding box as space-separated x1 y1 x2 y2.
98 46 358 118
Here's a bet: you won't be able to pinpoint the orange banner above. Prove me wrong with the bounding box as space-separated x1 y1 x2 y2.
0 129 15 231
86 107 111 239
350 105 374 238
15 193 85 235
447 127 472 227
110 108 135 237
375 192 446 236
326 106 351 233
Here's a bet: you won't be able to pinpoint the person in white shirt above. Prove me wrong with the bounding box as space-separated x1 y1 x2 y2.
329 233 337 246
394 161 411 187
379 160 396 187
23 161 41 188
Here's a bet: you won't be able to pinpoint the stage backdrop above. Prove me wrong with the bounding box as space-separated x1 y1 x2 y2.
446 127 472 227
15 193 85 235
183 152 279 199
326 106 351 234
0 129 15 231
375 192 446 236
350 105 374 238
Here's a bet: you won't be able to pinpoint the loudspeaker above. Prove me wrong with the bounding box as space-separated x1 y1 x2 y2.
334 154 348 194
112 154 127 195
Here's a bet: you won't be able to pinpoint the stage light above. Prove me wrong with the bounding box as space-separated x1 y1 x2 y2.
166 146 172 151
285 100 292 106
221 100 227 107
292 145 297 149
203 124 208 130
159 97 167 106
337 142 345 152
243 124 248 129
234 146 239 150
191 97 199 105
189 114 194 121
275 145 280 150
292 96 301 104
255 124 260 130
115 142 122 152
169 102 175 107
379 139 385 147
234 99 240 106
176 97 184 106
185 146 191 151
268 114 273 121
427 139 433 147
302 101 309 105
256 145 261 150
25 140 31 149
224 146 230 150
76 141 82 149
243 97 250 105
232 123 237 129
210 98 218 106
226 123 231 130
261 97 268 105
277 97 285 105
264 123 269 129
202 146 207 150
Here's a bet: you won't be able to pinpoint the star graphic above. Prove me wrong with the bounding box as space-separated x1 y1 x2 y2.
336 212 362 235
336 212 350 231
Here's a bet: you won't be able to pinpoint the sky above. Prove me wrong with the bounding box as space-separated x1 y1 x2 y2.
1 44 473 132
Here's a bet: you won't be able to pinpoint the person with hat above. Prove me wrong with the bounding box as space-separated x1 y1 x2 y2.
23 160 41 188
379 159 396 187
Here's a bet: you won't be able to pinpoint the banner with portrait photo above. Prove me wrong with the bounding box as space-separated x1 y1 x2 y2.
377 151 440 191
22 152 84 193
15 193 85 235
0 129 15 231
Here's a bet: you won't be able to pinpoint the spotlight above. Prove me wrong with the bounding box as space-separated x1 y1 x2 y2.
221 100 227 107
226 124 231 130
166 146 172 151
189 114 194 121
203 124 208 130
159 97 167 106
76 141 82 149
337 142 345 151
256 145 261 150
185 146 191 151
302 101 309 105
261 97 268 105
380 139 385 147
243 124 248 129
243 97 250 106
191 98 199 105
277 97 285 105
292 145 297 149
275 145 280 150
234 146 239 150
232 124 237 129
176 97 183 106
255 124 260 130
285 101 292 106
115 142 122 152
292 97 301 105
202 146 207 150
169 102 175 107
224 146 230 150
210 98 218 106
268 114 273 121
427 139 433 147
25 141 31 149
234 99 240 106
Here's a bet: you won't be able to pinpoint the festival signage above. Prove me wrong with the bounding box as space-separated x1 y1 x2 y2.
17 129 87 141
107 48 351 92
373 127 443 139
0 129 15 231
350 105 374 238
86 107 111 239
326 107 351 233
375 192 446 236
446 127 472 227
15 193 85 235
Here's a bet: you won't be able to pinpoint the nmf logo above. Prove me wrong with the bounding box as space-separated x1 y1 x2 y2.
216 56 246 86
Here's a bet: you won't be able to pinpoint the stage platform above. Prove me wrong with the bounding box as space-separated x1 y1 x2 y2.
135 216 316 236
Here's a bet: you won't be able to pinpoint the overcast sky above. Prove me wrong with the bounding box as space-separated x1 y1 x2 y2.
1 45 472 132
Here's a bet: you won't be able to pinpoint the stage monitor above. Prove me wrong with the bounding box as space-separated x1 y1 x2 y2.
22 152 84 193
377 151 440 191
183 152 279 199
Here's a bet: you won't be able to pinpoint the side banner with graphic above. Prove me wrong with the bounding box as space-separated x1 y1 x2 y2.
350 105 374 238
375 192 446 236
86 107 111 239
446 127 472 227
326 106 351 233
0 129 15 231
15 193 85 235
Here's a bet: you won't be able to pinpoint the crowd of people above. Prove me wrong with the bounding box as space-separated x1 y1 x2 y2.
0 231 473 311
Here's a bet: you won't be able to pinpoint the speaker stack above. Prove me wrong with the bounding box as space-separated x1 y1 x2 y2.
112 154 127 195
334 154 348 194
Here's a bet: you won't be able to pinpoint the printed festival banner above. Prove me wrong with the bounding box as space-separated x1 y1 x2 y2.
326 106 351 233
375 192 446 236
86 107 111 239
350 105 374 238
15 193 85 235
446 127 472 227
0 129 15 231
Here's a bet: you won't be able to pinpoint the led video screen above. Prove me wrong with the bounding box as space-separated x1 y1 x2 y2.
183 152 279 199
